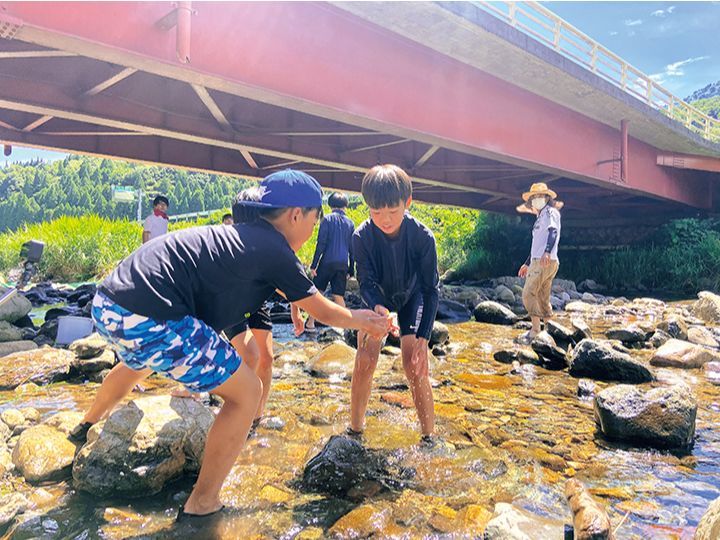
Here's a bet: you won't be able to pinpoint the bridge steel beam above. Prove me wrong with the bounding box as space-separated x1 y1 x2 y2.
0 1 712 209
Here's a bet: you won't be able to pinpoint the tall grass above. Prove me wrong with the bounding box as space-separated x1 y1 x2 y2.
0 215 140 282
0 202 479 283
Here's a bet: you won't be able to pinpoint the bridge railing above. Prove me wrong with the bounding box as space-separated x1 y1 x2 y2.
474 1 720 143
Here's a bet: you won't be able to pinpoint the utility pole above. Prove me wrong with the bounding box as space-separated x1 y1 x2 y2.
137 187 143 223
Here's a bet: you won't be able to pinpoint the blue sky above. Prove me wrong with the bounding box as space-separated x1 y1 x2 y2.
4 2 718 164
547 1 720 98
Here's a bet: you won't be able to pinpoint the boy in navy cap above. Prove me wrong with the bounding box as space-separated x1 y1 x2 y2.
70 170 389 519
350 164 440 446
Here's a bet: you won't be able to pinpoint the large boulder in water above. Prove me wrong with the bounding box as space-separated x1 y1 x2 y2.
484 503 566 539
0 290 31 324
650 339 720 369
695 495 720 540
605 325 647 344
530 331 568 369
594 384 696 450
73 396 214 497
299 435 410 497
0 347 75 390
306 341 357 379
569 340 653 383
69 333 110 359
436 299 471 322
693 291 720 324
11 412 83 483
473 301 518 325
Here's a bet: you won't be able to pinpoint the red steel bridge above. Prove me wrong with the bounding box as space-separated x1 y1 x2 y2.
0 1 719 221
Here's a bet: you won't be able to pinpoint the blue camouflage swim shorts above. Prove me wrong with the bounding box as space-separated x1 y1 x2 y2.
91 292 242 393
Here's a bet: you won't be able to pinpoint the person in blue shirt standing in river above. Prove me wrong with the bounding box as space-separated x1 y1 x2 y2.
305 191 356 333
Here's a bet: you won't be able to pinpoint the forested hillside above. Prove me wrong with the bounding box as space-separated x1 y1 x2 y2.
0 155 252 231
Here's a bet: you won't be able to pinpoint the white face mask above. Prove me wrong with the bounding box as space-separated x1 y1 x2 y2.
531 198 547 210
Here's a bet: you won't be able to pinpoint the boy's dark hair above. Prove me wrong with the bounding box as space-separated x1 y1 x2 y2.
360 164 412 209
328 192 349 209
221 213 233 222
232 188 262 224
153 195 169 207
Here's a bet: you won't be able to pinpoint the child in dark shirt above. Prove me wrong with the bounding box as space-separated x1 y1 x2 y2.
70 170 389 520
350 164 440 445
306 191 355 332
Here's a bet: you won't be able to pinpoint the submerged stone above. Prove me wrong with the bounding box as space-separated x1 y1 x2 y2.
0 347 75 390
307 341 357 379
484 502 565 539
493 348 541 366
594 384 696 450
695 495 720 540
565 479 613 540
569 339 653 383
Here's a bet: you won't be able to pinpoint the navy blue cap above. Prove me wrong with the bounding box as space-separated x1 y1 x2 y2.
247 169 323 208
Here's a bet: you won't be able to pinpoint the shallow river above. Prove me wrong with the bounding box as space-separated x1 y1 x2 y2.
1 307 719 539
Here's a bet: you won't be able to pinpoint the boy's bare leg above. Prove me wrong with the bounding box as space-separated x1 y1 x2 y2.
82 363 152 424
349 330 383 432
401 335 435 436
248 328 273 419
183 361 262 515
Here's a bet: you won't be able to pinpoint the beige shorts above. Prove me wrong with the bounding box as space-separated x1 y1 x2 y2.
522 259 559 319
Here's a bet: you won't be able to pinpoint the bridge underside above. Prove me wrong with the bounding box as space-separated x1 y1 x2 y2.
0 2 717 220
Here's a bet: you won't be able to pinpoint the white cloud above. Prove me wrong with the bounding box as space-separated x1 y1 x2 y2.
651 6 675 17
624 19 643 26
609 30 619 36
650 56 710 84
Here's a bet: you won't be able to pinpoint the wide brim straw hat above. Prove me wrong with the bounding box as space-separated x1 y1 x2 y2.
522 182 557 202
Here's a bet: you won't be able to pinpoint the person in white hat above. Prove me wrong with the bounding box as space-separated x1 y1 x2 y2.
517 182 562 342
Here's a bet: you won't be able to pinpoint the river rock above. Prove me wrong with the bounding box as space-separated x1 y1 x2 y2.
650 339 720 369
656 318 688 341
546 321 574 345
605 325 647 344
12 424 78 482
69 333 109 359
571 319 592 342
688 326 719 349
484 502 565 539
577 379 596 398
565 301 594 313
530 331 568 369
0 347 75 390
693 291 720 324
430 322 450 346
695 495 720 540
1 409 26 431
73 396 215 497
493 348 541 366
494 285 515 303
0 321 23 343
316 327 344 343
0 447 12 476
74 349 116 375
0 492 28 530
473 302 518 325
649 329 672 348
565 479 614 540
569 339 653 383
307 341 357 379
594 384 696 449
300 435 407 497
0 340 38 358
436 299 471 322
0 421 10 443
0 290 32 324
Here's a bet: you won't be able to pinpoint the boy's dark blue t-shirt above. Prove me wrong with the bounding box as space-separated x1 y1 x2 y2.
311 209 355 270
352 213 439 340
99 220 317 332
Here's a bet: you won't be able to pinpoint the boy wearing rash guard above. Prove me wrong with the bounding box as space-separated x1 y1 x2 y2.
349 164 440 445
70 170 388 520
